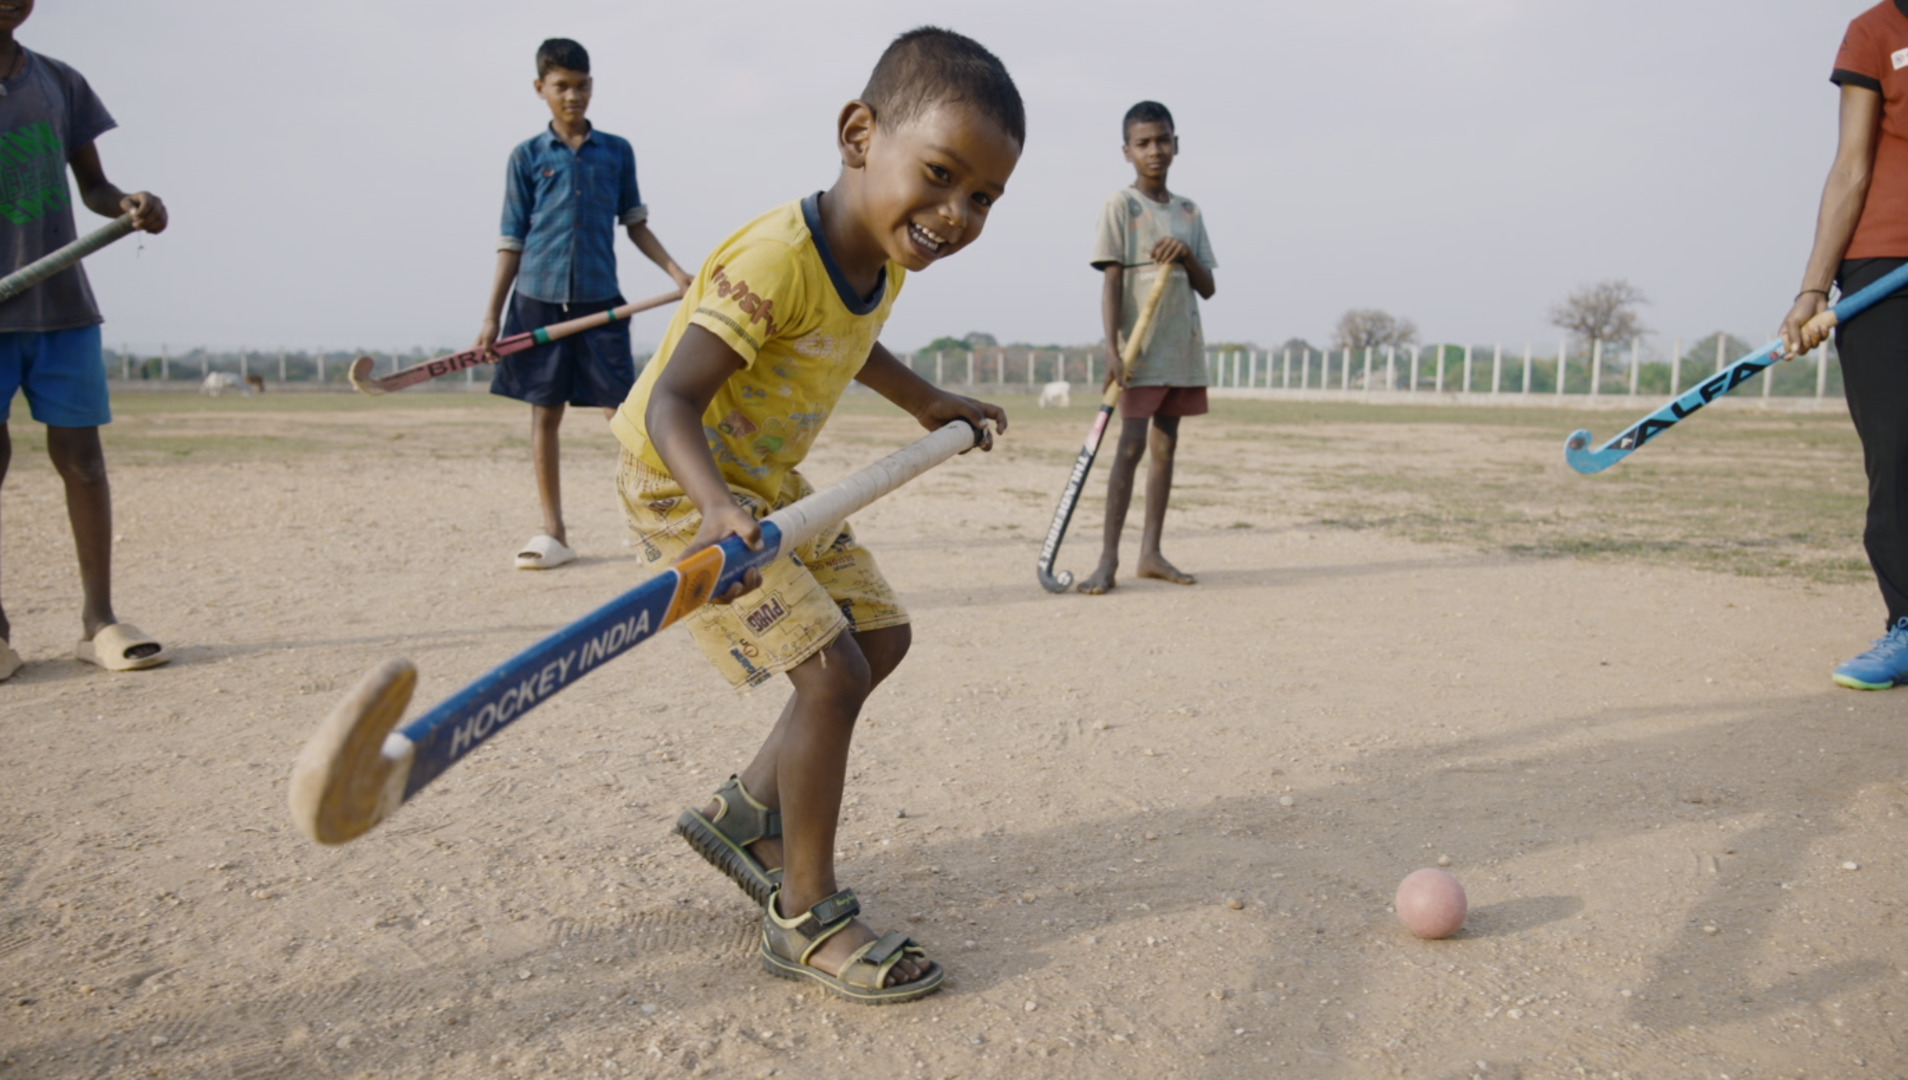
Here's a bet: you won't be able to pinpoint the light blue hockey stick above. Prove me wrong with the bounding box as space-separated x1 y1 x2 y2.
1565 260 1908 474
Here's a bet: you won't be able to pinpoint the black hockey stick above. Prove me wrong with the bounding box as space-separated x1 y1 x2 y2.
1036 264 1177 592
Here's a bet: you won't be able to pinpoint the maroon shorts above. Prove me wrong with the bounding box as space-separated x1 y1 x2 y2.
1119 385 1209 420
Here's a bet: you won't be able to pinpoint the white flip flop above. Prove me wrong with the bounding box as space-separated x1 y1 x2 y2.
515 534 577 570
75 623 170 672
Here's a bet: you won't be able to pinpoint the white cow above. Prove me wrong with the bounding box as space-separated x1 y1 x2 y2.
200 372 251 397
1037 381 1071 408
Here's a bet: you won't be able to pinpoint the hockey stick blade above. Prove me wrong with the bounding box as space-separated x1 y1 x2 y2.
1565 260 1908 474
288 420 982 845
1035 400 1117 592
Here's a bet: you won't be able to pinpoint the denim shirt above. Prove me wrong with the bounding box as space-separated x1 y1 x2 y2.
499 123 647 304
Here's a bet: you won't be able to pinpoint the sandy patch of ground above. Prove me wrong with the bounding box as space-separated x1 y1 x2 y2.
1 393 1902 1079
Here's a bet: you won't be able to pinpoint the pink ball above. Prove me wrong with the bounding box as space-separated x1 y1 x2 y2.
1395 868 1467 939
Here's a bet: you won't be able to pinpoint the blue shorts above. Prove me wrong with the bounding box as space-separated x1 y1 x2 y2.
0 324 110 428
489 292 636 409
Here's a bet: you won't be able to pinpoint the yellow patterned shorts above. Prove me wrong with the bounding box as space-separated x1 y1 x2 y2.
616 450 909 689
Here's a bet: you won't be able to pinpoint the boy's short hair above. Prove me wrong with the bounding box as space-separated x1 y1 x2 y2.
861 27 1025 147
536 38 590 78
1122 100 1175 142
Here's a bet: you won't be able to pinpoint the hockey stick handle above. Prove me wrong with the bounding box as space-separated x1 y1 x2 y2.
1565 261 1908 474
0 214 135 305
1036 264 1178 592
349 287 684 395
1101 262 1180 406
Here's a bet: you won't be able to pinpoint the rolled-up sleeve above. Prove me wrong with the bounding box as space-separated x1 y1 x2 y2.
498 147 531 252
617 139 647 226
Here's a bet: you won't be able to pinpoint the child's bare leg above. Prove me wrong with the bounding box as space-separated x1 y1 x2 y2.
46 426 147 647
0 423 11 643
530 403 567 544
1079 417 1150 595
709 624 913 877
1136 415 1194 585
758 626 928 983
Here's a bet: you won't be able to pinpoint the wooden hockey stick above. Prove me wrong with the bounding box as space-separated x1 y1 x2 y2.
289 420 985 844
1564 261 1908 473
1035 263 1177 592
347 288 684 395
0 214 135 305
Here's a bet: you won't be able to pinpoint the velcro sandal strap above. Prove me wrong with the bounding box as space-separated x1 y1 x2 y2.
858 931 917 968
710 775 782 846
840 931 926 990
800 889 860 937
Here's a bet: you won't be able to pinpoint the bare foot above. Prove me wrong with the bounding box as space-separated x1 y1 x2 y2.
1136 554 1196 585
777 892 932 987
702 799 783 874
1076 561 1118 595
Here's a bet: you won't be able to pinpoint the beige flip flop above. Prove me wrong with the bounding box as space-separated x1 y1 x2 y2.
0 638 21 682
75 623 169 672
515 534 577 570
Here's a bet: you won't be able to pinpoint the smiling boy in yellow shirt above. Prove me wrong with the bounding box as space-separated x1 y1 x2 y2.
610 27 1021 1004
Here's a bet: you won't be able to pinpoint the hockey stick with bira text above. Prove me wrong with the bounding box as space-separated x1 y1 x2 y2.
347 288 684 395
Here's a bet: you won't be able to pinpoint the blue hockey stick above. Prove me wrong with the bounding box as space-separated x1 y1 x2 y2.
289 421 983 845
1564 260 1908 474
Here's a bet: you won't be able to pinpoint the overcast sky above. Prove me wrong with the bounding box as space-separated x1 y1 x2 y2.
34 0 1872 357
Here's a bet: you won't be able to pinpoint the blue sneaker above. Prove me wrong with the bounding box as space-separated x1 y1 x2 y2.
1833 617 1908 690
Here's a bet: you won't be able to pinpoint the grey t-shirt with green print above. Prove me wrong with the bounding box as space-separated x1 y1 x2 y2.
0 48 116 333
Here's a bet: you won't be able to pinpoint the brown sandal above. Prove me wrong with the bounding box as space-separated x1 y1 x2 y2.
675 775 782 905
759 886 944 1005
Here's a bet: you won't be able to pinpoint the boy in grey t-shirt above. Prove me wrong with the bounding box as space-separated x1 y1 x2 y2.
1078 100 1217 596
0 0 170 681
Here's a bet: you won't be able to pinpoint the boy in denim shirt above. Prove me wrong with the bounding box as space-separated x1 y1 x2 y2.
475 38 692 570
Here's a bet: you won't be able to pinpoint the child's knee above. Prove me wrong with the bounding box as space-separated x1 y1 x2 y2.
857 623 911 683
794 632 873 705
48 436 108 486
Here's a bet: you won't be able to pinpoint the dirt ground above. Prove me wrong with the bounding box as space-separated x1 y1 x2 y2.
1 391 1903 1080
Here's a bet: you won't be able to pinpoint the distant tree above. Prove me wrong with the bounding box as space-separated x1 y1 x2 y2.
921 335 970 353
1549 280 1648 352
1274 336 1321 356
1332 309 1418 352
1678 332 1756 371
962 331 998 348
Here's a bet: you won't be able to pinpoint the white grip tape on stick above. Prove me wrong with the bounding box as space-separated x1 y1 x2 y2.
764 422 978 558
0 214 136 304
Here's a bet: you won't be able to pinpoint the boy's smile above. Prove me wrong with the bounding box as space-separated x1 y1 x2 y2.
1124 119 1177 182
0 0 34 34
829 100 1021 284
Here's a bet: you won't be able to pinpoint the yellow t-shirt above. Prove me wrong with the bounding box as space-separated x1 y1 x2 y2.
611 194 906 502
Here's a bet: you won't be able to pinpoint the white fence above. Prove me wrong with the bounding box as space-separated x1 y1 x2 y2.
896 339 1841 403
106 338 1843 404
